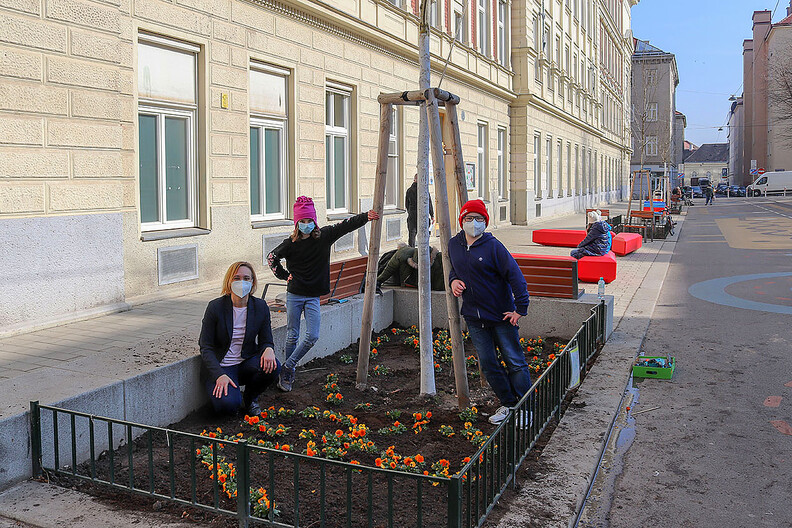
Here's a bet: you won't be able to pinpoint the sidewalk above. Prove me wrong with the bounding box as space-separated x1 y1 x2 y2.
0 200 683 527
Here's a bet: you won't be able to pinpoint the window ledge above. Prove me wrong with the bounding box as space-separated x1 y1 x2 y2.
327 212 354 221
252 219 294 229
140 227 210 242
383 208 406 216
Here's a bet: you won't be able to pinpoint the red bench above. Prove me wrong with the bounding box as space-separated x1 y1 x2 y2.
532 229 587 248
612 232 642 256
577 251 617 284
512 254 580 299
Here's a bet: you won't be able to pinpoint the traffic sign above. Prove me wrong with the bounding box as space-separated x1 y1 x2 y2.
758 168 766 175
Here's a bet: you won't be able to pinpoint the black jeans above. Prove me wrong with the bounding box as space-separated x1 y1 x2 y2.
205 354 280 415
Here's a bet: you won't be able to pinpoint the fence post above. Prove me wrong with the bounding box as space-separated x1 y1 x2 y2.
555 358 563 421
30 401 42 478
236 440 249 528
599 300 605 343
447 474 463 528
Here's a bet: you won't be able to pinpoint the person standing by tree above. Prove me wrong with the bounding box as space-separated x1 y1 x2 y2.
405 173 434 247
267 196 379 391
447 199 532 425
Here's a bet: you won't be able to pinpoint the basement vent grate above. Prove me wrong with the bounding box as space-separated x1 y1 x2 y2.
535 203 542 218
500 205 507 222
157 244 199 285
386 218 401 241
334 231 355 252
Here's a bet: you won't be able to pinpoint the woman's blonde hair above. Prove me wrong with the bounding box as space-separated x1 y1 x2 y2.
221 261 258 296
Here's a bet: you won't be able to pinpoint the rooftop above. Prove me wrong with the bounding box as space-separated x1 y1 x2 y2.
684 143 729 164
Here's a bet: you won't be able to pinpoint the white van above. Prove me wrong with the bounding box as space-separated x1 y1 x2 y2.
747 171 792 196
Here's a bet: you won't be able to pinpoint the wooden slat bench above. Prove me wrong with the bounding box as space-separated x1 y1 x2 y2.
263 255 369 310
512 254 580 299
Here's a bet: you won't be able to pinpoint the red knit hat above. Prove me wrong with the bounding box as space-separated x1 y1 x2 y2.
293 196 317 225
458 199 489 227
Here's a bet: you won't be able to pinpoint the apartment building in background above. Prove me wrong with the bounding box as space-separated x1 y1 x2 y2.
629 38 684 186
0 0 636 333
509 0 635 222
736 4 792 187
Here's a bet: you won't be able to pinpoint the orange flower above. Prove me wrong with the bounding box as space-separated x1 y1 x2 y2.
335 430 344 437
259 425 266 432
350 460 360 465
281 445 290 452
218 474 227 483
335 393 343 400
462 457 471 463
371 348 377 354
548 353 556 360
415 412 423 421
208 432 216 438
426 411 432 419
439 459 450 468
415 454 424 463
307 447 317 457
375 458 383 467
390 462 397 469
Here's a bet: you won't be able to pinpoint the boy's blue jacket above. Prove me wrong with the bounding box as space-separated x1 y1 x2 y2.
577 220 612 255
447 231 530 324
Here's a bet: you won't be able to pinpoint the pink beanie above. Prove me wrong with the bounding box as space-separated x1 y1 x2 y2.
293 196 317 225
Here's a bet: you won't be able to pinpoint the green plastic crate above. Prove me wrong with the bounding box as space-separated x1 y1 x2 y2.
632 356 675 380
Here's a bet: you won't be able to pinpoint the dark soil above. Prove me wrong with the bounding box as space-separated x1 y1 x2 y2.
50 327 568 527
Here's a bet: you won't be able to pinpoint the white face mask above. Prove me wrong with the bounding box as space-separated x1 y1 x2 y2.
463 219 486 238
231 280 253 299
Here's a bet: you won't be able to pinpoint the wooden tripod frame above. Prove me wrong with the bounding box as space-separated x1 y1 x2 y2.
355 87 471 407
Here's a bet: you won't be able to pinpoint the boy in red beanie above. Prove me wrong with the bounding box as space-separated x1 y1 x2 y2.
267 196 379 391
447 200 532 425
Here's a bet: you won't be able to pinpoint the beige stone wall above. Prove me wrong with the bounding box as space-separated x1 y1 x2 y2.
0 0 512 312
0 0 135 218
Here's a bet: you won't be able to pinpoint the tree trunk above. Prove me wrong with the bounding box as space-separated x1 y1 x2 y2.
417 2 435 396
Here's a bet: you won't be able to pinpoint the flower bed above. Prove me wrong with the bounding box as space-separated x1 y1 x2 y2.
53 326 566 527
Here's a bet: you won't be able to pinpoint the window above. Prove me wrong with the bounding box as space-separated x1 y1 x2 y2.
249 65 289 219
647 102 658 122
497 0 508 66
430 0 440 28
325 85 351 212
557 140 563 197
533 16 541 82
454 6 466 43
534 133 542 198
574 145 580 194
477 0 489 55
385 109 399 208
645 136 658 157
497 127 507 199
566 142 572 195
137 35 199 230
555 37 561 66
645 69 657 85
546 136 553 197
477 123 488 198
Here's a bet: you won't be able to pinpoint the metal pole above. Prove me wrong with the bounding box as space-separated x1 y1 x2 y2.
236 440 249 528
30 401 42 478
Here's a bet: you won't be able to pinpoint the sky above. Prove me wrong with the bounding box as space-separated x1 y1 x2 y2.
631 0 792 147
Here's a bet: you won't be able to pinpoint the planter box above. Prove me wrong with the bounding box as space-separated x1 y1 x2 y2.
632 356 675 380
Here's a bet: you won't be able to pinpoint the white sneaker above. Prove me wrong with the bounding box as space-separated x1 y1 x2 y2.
488 406 510 424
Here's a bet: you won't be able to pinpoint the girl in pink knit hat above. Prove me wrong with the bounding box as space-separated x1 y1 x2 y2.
266 196 379 391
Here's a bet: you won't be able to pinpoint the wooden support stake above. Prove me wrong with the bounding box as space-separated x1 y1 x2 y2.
443 101 469 206
426 90 470 408
356 103 392 390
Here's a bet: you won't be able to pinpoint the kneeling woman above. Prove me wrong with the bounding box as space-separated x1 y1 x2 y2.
199 261 279 416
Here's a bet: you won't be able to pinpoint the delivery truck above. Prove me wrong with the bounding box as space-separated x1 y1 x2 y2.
747 171 792 196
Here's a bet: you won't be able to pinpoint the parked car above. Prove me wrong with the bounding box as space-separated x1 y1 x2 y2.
729 185 746 197
715 183 729 195
691 185 704 198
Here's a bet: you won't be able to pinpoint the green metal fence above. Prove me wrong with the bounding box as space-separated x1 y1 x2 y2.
30 301 606 528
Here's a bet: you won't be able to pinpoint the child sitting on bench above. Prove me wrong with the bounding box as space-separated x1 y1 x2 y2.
571 210 612 259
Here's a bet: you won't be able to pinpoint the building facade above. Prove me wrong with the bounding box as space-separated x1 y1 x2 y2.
727 97 744 185
680 143 729 186
510 0 635 222
737 4 792 186
0 0 635 333
629 38 684 184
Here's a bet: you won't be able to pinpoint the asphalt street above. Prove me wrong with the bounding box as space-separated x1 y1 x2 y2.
580 197 792 528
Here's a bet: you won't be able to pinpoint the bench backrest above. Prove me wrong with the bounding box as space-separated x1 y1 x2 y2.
512 255 579 299
320 255 369 304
